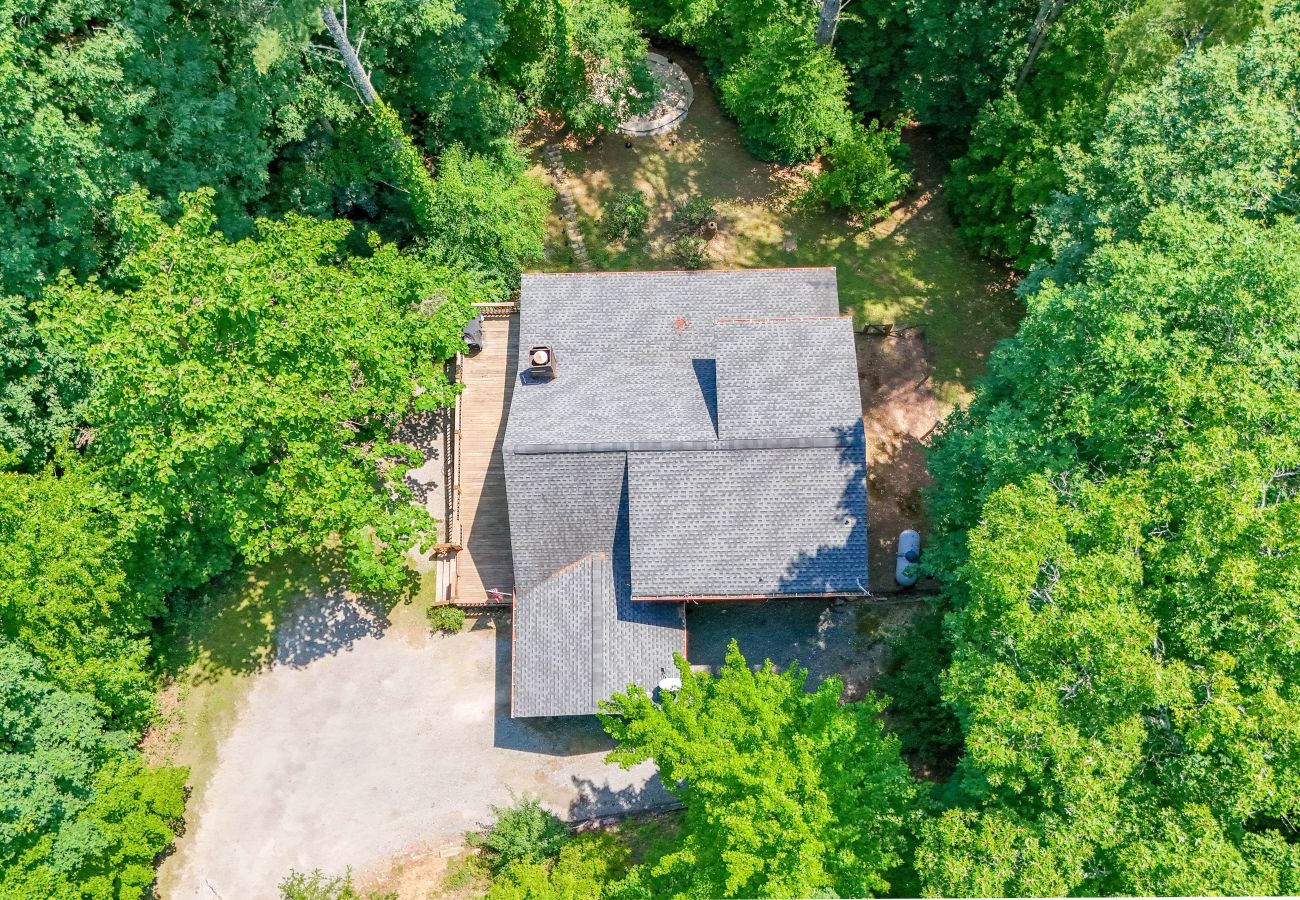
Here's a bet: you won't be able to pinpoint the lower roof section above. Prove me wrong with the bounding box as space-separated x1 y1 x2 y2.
626 425 869 599
511 553 685 718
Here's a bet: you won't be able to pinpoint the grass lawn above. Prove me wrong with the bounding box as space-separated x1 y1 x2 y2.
529 52 1021 410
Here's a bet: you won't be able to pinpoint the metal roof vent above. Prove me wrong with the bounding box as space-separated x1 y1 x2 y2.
526 345 557 380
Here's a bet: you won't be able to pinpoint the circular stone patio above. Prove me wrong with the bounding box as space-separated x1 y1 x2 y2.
618 52 694 137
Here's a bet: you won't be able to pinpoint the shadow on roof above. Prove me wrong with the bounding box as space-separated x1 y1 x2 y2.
492 618 620 753
776 421 870 596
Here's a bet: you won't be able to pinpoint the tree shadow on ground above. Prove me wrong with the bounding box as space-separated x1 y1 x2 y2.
157 551 394 686
394 407 449 514
566 774 674 821
490 617 620 756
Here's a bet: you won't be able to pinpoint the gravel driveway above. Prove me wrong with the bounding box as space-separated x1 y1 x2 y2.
161 594 668 899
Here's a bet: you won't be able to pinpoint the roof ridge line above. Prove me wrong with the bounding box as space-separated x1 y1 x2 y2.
520 267 837 278
510 435 843 455
714 315 851 324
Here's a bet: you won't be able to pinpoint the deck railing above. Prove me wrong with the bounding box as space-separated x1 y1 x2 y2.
474 300 519 319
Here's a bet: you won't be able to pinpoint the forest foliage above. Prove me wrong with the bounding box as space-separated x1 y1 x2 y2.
624 0 911 207
910 8 1300 896
600 643 919 899
3 0 1299 896
0 0 645 894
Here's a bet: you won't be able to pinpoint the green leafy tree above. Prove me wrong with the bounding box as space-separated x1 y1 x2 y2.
832 0 911 117
921 207 1300 895
488 833 629 900
601 642 918 899
627 0 865 165
342 0 519 155
1034 8 1300 285
0 466 160 726
638 0 808 70
498 0 658 137
0 0 144 297
556 0 658 134
876 604 961 765
947 93 1072 266
806 121 911 218
42 190 481 595
0 296 88 470
113 0 305 238
904 0 1042 134
926 0 1274 265
939 0 1135 263
0 646 185 899
717 20 856 163
419 143 551 290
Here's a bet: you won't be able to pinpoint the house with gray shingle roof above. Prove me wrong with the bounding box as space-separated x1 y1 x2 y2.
505 268 868 717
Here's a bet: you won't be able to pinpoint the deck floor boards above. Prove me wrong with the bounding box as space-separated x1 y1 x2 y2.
455 316 517 602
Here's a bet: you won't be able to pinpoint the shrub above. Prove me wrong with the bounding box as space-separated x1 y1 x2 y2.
278 868 394 900
673 196 717 233
480 797 570 872
442 854 489 892
487 833 630 900
427 604 466 634
947 94 1057 266
876 604 961 765
601 190 649 242
668 236 708 270
806 122 911 220
716 20 855 164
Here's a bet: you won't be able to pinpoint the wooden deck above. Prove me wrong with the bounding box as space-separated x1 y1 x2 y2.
454 315 517 603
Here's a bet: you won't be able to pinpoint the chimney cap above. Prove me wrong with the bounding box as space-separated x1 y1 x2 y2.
526 345 557 380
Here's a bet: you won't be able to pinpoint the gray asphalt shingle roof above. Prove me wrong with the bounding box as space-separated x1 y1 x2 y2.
504 269 839 447
505 269 868 717
510 552 686 718
627 436 868 598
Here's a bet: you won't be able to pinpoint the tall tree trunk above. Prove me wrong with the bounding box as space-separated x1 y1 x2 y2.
1014 0 1075 92
1185 18 1214 54
815 0 842 46
1100 43 1130 104
322 5 377 105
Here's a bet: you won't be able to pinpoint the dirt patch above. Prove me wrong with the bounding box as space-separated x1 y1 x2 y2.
356 841 459 898
858 331 939 592
139 680 184 767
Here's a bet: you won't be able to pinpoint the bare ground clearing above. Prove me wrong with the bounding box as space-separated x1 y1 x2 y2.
859 330 940 591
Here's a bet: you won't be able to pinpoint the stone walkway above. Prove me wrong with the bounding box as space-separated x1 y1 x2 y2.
543 144 593 272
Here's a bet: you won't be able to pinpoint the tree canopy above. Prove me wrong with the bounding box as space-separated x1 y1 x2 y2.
42 190 482 594
918 107 1300 900
0 646 186 899
601 643 918 899
6 0 1300 894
